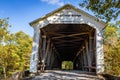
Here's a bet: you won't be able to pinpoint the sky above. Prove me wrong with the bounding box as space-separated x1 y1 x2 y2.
0 0 87 37
0 0 119 37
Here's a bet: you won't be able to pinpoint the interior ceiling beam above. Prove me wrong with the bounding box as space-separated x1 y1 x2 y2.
56 45 80 48
55 44 81 47
55 32 82 33
48 31 89 39
47 31 88 35
47 32 65 36
62 42 82 45
41 29 88 39
52 36 86 40
54 39 84 44
52 38 83 41
51 32 89 39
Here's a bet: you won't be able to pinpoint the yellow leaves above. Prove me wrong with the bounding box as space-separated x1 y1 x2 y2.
0 18 32 78
104 23 120 75
105 25 117 37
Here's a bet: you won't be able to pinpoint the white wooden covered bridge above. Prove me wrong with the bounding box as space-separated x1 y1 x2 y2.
29 4 106 74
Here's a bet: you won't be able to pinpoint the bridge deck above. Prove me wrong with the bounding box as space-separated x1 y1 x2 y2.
32 70 102 80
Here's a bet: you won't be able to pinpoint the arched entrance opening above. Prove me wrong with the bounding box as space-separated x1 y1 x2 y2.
39 24 96 72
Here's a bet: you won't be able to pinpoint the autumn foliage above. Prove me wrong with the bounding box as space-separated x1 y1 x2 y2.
0 18 32 79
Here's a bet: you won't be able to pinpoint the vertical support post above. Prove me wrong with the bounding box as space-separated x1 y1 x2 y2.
83 48 85 71
30 25 40 73
85 40 91 72
46 42 52 68
89 33 93 71
44 39 50 68
89 34 92 60
81 50 84 71
89 33 93 69
93 31 96 65
41 36 47 67
80 51 84 70
50 47 55 69
49 44 53 69
83 46 87 71
96 29 104 74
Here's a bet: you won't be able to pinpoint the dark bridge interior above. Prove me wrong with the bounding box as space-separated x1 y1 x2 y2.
39 24 96 72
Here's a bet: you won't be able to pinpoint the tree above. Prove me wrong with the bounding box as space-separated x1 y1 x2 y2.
0 18 11 78
80 0 120 22
62 61 73 70
0 18 20 78
104 23 120 75
0 18 32 79
14 31 32 71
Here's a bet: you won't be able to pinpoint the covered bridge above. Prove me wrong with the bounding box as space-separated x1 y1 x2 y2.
29 4 106 74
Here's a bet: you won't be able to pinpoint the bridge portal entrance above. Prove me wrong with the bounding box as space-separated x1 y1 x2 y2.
29 4 105 74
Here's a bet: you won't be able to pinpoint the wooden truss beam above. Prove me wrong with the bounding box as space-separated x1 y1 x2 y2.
54 38 84 44
56 44 81 47
56 46 80 48
52 32 89 39
73 45 85 62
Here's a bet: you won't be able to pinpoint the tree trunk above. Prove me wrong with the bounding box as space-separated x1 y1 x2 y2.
3 67 7 79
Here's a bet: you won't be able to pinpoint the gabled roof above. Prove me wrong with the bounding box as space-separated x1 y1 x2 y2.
29 4 106 27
